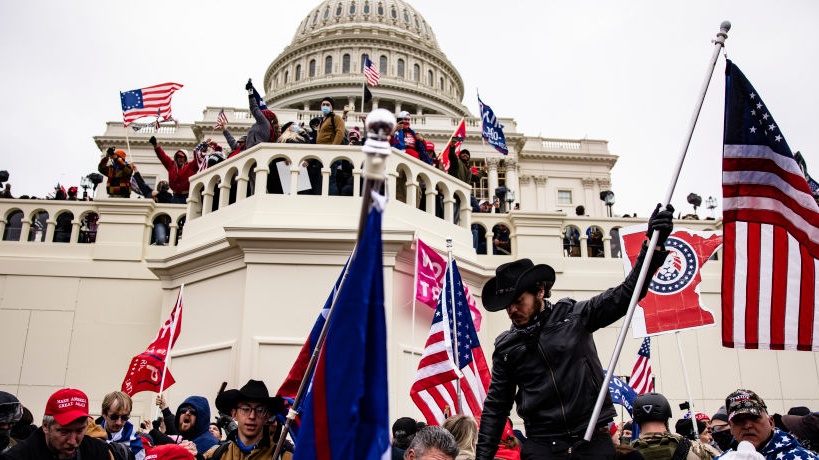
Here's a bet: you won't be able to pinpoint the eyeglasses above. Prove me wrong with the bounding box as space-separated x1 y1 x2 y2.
236 405 269 417
106 413 130 422
180 407 197 416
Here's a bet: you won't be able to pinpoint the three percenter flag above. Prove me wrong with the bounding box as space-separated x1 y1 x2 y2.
722 60 819 351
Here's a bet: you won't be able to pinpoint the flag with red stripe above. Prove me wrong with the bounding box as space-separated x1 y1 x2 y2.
363 57 380 87
215 109 228 131
437 119 466 173
410 259 490 425
629 337 654 395
722 60 819 351
120 82 183 127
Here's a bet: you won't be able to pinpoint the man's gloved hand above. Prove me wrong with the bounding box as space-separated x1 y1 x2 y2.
245 80 253 91
106 147 115 156
646 203 675 246
149 136 157 147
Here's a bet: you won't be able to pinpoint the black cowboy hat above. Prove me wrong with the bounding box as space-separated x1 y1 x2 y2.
215 379 284 415
481 259 555 312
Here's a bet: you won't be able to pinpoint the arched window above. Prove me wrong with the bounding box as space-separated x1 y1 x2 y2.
397 59 405 78
312 10 319 24
390 6 397 19
377 3 384 15
309 59 316 77
53 211 74 243
79 212 99 244
335 4 342 16
342 54 351 73
363 1 370 14
325 56 333 75
323 6 330 19
361 53 370 70
28 211 48 242
427 70 433 86
2 210 23 241
413 64 420 82
284 70 289 83
379 55 388 76
349 2 356 14
295 64 301 81
403 10 409 22
439 77 444 90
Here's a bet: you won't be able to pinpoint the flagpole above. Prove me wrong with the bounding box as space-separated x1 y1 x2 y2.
362 82 367 113
411 232 419 351
446 237 462 415
154 284 183 421
675 331 700 438
584 20 730 441
273 110 395 460
438 117 465 166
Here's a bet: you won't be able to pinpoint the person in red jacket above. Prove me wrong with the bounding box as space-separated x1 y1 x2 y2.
149 136 199 204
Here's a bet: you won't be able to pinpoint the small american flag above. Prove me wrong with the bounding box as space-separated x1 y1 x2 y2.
722 61 819 351
363 57 380 87
215 109 228 131
410 260 490 425
629 337 654 395
120 82 183 127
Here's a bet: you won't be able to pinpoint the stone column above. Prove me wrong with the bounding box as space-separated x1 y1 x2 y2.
236 177 249 201
534 176 548 211
518 175 531 211
486 157 500 200
582 177 596 216
406 182 418 208
218 182 231 210
504 157 520 207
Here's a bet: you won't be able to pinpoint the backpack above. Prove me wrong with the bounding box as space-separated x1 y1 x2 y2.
632 434 691 460
328 114 349 145
107 441 135 460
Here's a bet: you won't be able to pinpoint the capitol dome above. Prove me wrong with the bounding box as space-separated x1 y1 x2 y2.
263 0 467 118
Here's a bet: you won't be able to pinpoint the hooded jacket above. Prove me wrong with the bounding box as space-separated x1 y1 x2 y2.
175 396 218 455
153 146 198 195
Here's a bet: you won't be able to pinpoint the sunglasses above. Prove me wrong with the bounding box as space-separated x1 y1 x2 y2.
106 413 130 422
180 407 197 416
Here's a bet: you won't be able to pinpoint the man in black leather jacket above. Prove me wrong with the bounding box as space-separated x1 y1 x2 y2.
476 204 675 460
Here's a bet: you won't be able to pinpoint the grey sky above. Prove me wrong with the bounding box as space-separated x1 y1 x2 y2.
1 0 816 217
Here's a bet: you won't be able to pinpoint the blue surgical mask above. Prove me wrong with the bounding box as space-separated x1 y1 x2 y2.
292 125 300 133
321 106 331 116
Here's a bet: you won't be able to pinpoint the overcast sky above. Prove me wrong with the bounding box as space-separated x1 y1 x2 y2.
2 0 817 217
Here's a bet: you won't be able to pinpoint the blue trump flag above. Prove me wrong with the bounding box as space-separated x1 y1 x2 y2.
607 372 640 440
293 206 389 460
478 95 508 155
248 79 268 110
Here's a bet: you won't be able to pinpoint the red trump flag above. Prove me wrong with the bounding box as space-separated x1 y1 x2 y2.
620 226 722 337
122 286 184 396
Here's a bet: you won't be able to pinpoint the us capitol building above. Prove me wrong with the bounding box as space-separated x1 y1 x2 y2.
1 0 815 427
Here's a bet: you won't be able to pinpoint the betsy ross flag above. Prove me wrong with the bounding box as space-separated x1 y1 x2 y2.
410 260 491 425
620 226 723 337
121 286 183 396
292 206 389 460
215 109 228 131
120 82 183 127
363 57 380 87
630 337 654 395
438 119 466 173
722 60 819 351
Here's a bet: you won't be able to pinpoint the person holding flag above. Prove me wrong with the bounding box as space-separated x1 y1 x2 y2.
475 205 675 460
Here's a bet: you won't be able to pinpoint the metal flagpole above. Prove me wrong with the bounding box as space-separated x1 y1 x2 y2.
154 284 183 421
273 109 395 460
446 237 462 414
411 232 419 351
675 331 700 438
584 20 731 441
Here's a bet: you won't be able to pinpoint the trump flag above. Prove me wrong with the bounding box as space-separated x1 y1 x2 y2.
293 206 389 460
620 226 722 337
122 286 183 396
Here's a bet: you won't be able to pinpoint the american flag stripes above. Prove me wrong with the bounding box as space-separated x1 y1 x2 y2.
629 337 654 395
215 109 228 131
363 57 380 87
410 260 490 425
120 82 183 127
722 60 819 351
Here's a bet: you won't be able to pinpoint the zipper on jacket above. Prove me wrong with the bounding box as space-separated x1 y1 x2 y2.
536 342 570 435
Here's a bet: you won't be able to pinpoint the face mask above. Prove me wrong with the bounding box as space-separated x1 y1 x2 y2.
0 428 10 442
711 429 734 451
321 106 331 116
292 125 300 133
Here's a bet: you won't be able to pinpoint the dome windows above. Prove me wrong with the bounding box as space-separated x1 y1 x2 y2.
427 70 433 86
363 1 370 14
413 63 420 82
309 59 316 77
325 55 333 74
342 54 351 74
403 10 409 23
349 2 356 14
323 6 330 20
377 3 384 16
295 64 301 81
390 6 397 19
312 10 319 25
336 4 342 16
397 59 405 78
379 55 388 76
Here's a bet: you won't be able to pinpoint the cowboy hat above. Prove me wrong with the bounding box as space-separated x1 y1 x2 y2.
215 379 283 415
481 259 555 312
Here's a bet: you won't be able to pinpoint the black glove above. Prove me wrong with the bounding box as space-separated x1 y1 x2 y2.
106 147 115 156
646 203 675 246
245 80 253 91
152 418 162 430
149 136 157 147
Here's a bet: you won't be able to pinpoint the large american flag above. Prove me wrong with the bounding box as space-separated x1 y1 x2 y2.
120 82 183 127
629 337 654 395
722 60 819 351
363 56 380 87
410 260 490 425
